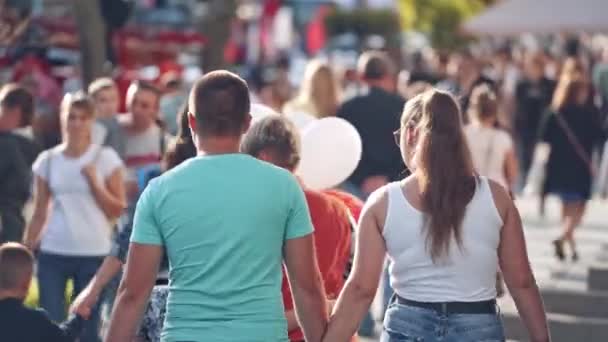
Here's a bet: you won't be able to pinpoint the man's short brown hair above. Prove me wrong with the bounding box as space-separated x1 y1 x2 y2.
126 80 161 108
189 71 251 137
0 83 34 127
0 243 34 290
241 116 301 170
357 51 395 81
88 77 117 98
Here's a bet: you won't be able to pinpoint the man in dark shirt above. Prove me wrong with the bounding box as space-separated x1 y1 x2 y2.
0 84 41 243
337 51 406 198
0 242 84 342
515 54 556 179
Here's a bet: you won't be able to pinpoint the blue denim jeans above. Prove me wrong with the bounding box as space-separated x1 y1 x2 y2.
37 252 104 342
381 301 505 342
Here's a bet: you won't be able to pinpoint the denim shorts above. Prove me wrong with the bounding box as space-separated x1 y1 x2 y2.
381 301 505 342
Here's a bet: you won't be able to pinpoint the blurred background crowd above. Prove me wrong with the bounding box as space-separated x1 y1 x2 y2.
2 0 608 341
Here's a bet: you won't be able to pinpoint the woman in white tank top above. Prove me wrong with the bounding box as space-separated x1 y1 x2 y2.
464 84 518 192
322 90 550 342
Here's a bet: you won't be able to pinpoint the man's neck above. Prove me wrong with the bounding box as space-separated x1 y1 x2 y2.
196 135 242 156
365 80 393 94
128 116 154 134
64 139 90 157
0 290 25 302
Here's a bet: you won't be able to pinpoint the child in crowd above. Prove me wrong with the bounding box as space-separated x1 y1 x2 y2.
88 77 127 160
0 242 85 342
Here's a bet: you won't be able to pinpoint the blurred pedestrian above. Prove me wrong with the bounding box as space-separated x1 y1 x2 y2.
542 73 606 261
159 73 187 136
337 51 406 198
322 89 550 342
23 93 125 342
119 81 170 201
0 242 85 342
465 84 518 192
514 54 556 184
283 60 340 119
88 78 126 160
0 84 40 243
436 51 495 119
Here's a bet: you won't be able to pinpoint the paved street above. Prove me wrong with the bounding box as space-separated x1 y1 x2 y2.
359 195 608 341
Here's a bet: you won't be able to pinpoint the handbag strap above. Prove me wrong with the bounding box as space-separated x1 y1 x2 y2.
554 112 594 174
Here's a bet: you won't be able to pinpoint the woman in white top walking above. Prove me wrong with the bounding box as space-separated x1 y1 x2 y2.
23 93 125 342
322 89 549 342
464 84 518 192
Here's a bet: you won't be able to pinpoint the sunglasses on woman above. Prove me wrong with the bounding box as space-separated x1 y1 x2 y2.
393 129 401 146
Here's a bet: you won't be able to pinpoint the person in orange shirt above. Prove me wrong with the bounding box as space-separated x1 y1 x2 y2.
241 115 353 342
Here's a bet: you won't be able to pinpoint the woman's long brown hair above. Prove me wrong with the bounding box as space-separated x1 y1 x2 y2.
402 89 477 261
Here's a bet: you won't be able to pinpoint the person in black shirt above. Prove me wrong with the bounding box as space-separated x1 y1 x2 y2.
541 74 606 262
337 51 406 198
515 54 556 181
0 84 41 243
0 242 84 342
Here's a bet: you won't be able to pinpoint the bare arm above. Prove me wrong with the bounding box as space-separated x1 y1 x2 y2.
285 300 336 332
503 148 519 192
285 309 299 332
322 192 387 342
492 182 550 342
83 166 126 219
105 243 162 342
23 176 50 249
71 256 122 318
283 235 328 342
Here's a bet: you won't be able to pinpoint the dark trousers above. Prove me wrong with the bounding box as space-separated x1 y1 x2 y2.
0 211 25 243
37 252 104 342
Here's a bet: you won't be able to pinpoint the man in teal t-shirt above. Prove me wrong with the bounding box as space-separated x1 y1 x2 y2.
106 71 328 342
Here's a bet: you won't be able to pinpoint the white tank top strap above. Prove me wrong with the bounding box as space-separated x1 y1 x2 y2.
383 182 400 235
384 181 418 235
476 176 504 226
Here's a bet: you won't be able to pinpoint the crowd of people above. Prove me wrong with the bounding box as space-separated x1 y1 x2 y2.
1 39 607 342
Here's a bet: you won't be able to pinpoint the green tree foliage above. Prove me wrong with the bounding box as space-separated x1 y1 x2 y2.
324 8 402 49
399 0 491 50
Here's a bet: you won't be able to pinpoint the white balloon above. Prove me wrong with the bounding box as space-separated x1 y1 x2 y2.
297 117 362 190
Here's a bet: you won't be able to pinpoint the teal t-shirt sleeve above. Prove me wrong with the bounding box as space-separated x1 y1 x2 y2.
130 181 164 246
284 175 314 240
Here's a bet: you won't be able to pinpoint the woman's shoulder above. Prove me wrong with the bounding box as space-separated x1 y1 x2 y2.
363 184 392 231
96 145 124 166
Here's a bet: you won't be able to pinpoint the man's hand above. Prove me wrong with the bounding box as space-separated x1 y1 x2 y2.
70 284 99 319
